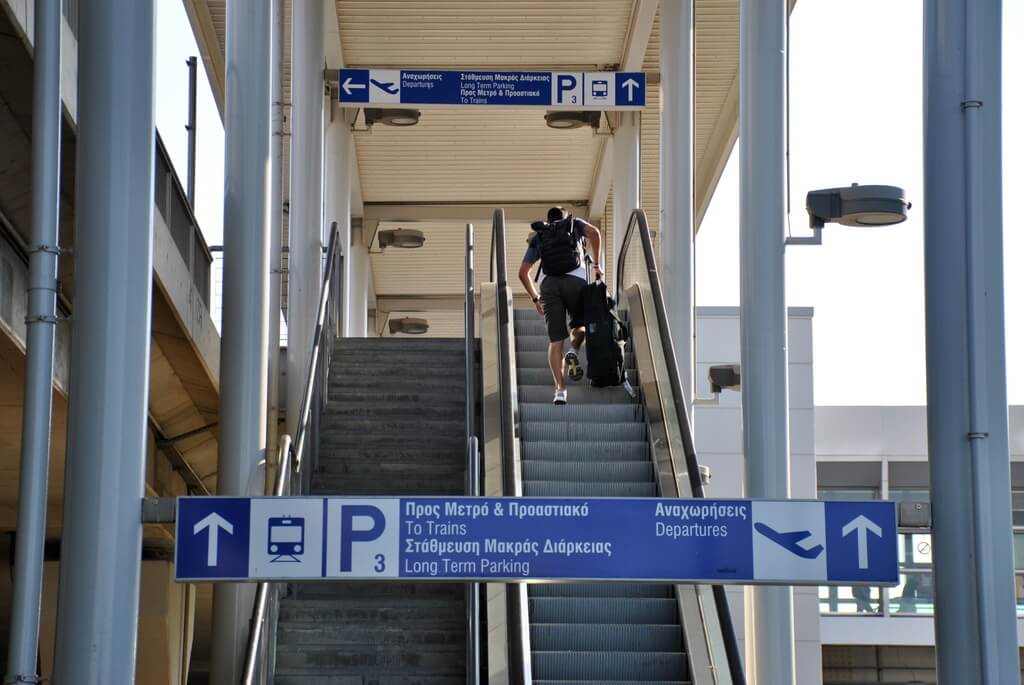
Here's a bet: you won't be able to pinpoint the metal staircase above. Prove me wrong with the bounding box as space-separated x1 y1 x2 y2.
513 310 691 685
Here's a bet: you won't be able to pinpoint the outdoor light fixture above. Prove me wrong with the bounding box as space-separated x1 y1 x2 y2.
388 317 429 335
365 108 421 127
378 228 425 249
789 184 910 246
544 111 601 130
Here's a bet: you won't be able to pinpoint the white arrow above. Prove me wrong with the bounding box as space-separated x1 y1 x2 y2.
193 512 234 567
342 77 366 96
842 515 883 569
622 78 640 101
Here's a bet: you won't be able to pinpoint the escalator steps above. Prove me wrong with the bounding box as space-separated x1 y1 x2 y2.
521 421 647 442
521 440 649 462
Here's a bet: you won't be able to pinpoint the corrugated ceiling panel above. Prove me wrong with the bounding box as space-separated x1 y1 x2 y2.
337 0 632 69
354 109 601 203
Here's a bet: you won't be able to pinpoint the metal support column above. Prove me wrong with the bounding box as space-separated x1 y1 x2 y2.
660 0 695 409
287 0 326 430
924 0 1018 680
210 0 272 681
266 0 285 490
186 56 198 208
5 0 61 680
739 0 794 682
51 1 155 682
325 110 352 338
350 230 368 337
612 111 640 281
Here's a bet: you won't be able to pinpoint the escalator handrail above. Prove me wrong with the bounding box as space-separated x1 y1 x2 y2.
464 223 481 685
615 208 746 685
489 208 531 684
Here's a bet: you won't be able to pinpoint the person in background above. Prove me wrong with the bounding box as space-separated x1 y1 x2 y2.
518 206 602 404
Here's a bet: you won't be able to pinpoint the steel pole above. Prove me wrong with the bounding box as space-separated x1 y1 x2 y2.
5 0 61 680
660 0 695 409
924 0 1018 680
51 1 154 682
266 0 284 491
739 0 794 682
210 0 272 681
612 111 640 285
186 56 198 209
287 0 325 430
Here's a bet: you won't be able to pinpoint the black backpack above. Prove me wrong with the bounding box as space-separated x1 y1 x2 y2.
531 216 581 277
582 281 628 387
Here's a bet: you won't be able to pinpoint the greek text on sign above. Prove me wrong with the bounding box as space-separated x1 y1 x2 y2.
338 69 646 110
175 496 898 586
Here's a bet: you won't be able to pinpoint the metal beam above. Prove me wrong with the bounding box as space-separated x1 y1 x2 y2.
52 2 155 682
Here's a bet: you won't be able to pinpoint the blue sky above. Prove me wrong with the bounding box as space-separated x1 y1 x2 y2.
154 0 1022 406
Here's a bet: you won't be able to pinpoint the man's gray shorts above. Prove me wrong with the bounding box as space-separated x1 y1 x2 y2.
540 275 586 342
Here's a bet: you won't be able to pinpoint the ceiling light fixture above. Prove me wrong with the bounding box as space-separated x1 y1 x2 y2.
388 317 429 335
544 111 601 130
365 108 421 127
378 228 425 249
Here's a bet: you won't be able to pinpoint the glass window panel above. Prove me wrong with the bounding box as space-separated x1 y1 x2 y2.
817 489 879 501
898 533 932 567
1017 575 1024 617
889 488 929 504
887 571 935 615
1014 534 1024 571
818 585 882 615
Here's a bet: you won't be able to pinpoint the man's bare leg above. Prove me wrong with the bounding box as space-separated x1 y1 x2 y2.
548 340 566 389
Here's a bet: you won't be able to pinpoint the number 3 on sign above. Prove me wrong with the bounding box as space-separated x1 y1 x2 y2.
374 554 386 572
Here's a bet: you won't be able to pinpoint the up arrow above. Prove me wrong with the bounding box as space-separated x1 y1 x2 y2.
842 515 883 569
622 78 640 101
193 512 234 567
342 77 366 96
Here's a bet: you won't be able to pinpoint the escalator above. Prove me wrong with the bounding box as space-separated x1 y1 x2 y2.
483 208 745 685
514 310 691 684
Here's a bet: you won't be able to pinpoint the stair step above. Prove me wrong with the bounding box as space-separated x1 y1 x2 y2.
273 645 464 673
311 477 464 496
518 384 638 405
320 418 465 434
276 624 465 647
523 480 658 497
317 447 463 463
294 582 465 599
522 460 653 483
521 441 649 462
520 421 646 442
517 368 637 386
324 391 467 406
317 461 466 477
520 402 642 423
529 583 672 599
528 597 679 625
531 651 687 682
518 350 635 370
279 599 462 623
530 622 682 652
319 434 464 449
275 675 465 685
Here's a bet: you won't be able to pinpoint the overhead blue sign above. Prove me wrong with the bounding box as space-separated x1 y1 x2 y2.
338 69 646 110
175 496 897 585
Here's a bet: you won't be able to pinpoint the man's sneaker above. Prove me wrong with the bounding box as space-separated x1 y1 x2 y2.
553 387 568 405
564 350 584 382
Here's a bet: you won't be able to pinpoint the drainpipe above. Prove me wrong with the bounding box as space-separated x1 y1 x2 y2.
5 0 61 680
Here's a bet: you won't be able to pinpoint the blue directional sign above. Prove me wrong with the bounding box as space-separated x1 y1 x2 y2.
338 69 646 110
175 496 897 585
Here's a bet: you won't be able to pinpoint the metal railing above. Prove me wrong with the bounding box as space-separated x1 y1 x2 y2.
616 209 746 685
465 224 482 684
241 222 342 684
488 208 532 684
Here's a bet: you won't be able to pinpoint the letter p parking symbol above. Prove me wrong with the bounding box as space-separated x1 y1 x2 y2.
340 505 385 572
554 73 581 106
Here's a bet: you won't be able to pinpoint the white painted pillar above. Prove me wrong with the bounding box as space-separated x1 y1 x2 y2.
613 111 640 282
660 0 695 409
349 229 369 337
287 0 325 435
325 108 352 337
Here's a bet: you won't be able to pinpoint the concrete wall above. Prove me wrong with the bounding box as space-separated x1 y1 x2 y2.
694 306 821 684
